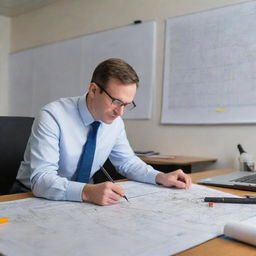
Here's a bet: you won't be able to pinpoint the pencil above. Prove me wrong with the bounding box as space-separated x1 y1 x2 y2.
0 217 9 224
100 166 129 202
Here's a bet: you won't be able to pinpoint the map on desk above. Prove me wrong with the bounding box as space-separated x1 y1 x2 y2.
1 182 256 256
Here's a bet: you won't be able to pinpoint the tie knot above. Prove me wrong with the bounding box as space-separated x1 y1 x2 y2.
92 121 100 131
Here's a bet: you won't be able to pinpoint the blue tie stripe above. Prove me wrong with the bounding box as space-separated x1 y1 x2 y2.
76 121 100 183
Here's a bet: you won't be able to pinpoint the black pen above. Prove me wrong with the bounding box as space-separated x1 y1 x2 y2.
245 195 256 199
100 165 129 202
204 197 256 204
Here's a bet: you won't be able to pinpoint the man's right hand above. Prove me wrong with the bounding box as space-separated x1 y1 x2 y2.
82 182 125 206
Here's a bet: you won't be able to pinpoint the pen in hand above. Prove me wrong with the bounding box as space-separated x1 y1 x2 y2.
100 165 129 202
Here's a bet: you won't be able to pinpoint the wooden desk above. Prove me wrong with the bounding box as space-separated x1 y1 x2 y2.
139 155 217 173
1 169 255 256
0 191 33 202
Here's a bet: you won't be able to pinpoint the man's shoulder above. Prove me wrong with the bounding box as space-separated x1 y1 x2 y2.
42 96 80 113
38 96 83 124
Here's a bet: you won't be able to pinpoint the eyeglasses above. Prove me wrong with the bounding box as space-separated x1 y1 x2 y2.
95 83 136 111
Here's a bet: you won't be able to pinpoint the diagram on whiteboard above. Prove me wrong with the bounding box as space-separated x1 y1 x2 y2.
162 1 256 124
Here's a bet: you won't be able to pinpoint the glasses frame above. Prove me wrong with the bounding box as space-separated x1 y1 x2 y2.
95 83 136 111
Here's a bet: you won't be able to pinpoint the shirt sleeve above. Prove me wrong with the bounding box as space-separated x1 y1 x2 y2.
109 120 161 184
29 109 84 201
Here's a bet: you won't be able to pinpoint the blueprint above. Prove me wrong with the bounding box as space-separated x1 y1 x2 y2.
1 182 256 256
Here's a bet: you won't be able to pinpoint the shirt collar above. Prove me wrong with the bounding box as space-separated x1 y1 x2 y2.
78 94 95 126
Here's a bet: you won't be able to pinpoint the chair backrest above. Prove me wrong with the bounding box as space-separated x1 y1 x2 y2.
0 116 34 195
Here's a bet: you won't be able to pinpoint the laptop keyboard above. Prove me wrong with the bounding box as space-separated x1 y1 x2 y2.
233 174 256 184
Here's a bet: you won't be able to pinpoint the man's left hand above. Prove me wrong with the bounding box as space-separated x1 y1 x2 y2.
155 169 191 189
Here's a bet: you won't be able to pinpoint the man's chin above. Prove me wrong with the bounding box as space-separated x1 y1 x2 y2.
102 116 117 124
104 120 113 124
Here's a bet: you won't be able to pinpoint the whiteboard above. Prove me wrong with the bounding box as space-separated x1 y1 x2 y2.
161 1 256 124
9 21 156 119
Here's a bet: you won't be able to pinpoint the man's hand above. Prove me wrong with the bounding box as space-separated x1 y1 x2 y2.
155 169 192 189
82 182 125 206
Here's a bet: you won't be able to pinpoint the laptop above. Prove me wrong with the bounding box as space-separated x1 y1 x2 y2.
197 171 256 192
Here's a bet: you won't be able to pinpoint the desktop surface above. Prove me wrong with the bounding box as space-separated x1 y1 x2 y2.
139 155 217 174
139 155 217 165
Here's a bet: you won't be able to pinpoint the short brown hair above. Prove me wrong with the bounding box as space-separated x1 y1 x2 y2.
91 58 139 89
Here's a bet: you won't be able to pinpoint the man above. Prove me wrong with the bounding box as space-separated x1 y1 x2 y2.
15 58 191 205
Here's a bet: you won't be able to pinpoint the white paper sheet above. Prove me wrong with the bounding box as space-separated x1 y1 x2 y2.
224 220 256 246
1 182 256 256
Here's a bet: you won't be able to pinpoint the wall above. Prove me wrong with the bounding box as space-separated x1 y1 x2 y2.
10 0 255 171
0 15 10 115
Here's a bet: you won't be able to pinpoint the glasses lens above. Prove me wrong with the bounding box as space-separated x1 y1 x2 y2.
124 102 136 111
112 100 136 111
126 103 134 111
112 100 122 109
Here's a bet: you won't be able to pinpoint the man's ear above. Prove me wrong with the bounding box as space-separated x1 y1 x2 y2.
88 83 97 98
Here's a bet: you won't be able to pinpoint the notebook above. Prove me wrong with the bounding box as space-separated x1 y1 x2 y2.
197 171 256 192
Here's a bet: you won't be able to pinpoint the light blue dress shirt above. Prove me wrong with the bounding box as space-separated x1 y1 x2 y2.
17 94 160 202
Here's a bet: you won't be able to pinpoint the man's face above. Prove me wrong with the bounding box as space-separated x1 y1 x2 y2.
88 78 137 124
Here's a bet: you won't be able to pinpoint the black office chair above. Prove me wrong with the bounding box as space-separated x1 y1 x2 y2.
0 116 34 195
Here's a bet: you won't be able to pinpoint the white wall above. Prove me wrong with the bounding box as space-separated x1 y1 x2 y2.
0 15 10 115
9 0 256 171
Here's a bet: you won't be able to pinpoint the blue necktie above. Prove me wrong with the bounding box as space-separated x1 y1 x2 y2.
76 121 100 183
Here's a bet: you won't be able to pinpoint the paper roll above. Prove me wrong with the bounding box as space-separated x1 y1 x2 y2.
224 221 256 246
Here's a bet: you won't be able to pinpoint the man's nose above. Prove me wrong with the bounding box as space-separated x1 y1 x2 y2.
114 105 125 116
